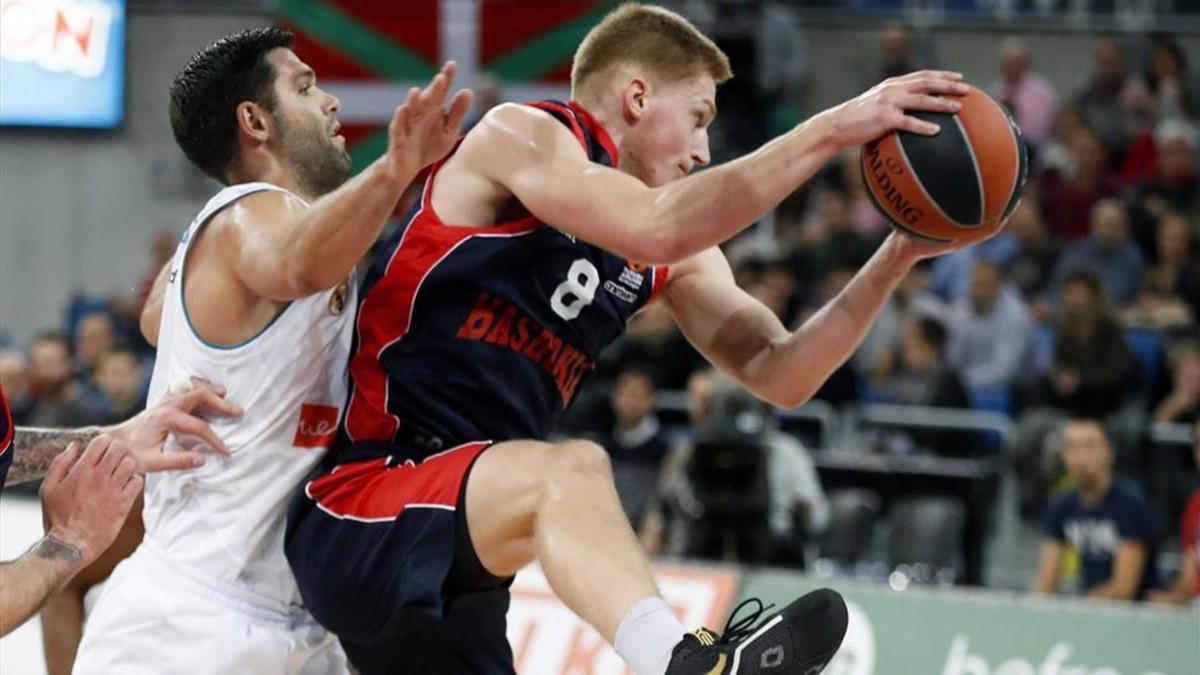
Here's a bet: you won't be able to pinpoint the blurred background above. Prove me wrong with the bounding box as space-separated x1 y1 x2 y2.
0 1 1197 673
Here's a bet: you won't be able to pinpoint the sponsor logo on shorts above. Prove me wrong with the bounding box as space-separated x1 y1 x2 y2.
294 403 339 448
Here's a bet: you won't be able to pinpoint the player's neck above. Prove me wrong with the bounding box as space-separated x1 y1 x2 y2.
572 95 626 156
228 154 315 202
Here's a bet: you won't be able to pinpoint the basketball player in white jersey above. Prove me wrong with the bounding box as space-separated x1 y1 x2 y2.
72 27 471 674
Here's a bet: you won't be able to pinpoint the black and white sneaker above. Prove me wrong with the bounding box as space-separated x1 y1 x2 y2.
665 589 848 674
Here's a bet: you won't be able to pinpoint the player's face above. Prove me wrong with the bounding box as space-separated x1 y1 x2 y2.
266 49 351 196
622 73 716 187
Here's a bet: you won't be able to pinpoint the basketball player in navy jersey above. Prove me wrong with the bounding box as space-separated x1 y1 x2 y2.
286 5 980 674
0 380 237 635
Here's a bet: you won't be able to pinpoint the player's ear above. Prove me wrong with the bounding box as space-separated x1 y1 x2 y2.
621 77 648 124
236 101 272 143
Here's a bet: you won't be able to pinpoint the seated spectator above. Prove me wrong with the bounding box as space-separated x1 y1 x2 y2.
1125 211 1200 329
0 349 35 424
927 231 1018 302
646 370 828 564
855 263 945 388
1016 270 1137 513
1072 37 1150 165
790 187 876 286
872 317 971 456
73 311 117 413
1003 199 1060 319
1039 125 1123 242
868 20 920 84
1148 420 1200 605
1041 269 1136 418
93 347 148 424
1131 120 1199 230
26 333 103 427
946 260 1034 393
594 303 704 389
1051 198 1146 307
988 37 1058 152
595 364 670 528
1144 35 1199 122
1032 418 1161 601
1153 340 1200 425
742 254 801 324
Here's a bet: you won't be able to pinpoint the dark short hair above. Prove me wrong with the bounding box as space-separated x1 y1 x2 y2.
911 316 948 353
100 345 140 363
1061 267 1104 297
616 361 658 388
169 26 295 183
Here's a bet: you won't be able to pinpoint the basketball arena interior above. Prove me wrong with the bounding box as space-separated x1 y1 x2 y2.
0 1 1198 673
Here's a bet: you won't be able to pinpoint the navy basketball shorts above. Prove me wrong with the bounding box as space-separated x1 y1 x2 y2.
285 440 516 675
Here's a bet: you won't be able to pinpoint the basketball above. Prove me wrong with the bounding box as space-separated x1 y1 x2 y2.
860 85 1027 244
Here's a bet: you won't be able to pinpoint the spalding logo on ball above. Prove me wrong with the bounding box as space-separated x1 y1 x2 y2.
861 84 1027 244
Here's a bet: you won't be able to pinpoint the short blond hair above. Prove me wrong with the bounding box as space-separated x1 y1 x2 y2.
571 3 732 98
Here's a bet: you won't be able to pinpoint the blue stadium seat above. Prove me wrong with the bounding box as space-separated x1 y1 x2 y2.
967 387 1012 416
1125 327 1164 395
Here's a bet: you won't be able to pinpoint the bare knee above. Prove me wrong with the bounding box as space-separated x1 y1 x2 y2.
552 439 612 478
526 439 613 505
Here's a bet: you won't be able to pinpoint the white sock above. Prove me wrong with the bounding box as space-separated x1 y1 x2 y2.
613 596 688 675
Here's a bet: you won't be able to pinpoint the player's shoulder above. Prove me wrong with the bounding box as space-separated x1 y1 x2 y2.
467 103 582 158
206 187 305 239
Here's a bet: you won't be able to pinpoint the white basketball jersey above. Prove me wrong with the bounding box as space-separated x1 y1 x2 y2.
143 182 356 610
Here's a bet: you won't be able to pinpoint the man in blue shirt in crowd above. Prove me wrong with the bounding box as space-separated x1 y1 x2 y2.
1032 417 1160 600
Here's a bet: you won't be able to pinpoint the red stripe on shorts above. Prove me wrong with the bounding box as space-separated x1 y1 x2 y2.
305 441 491 522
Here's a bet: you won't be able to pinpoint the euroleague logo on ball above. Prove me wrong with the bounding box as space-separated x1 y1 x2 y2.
863 139 925 227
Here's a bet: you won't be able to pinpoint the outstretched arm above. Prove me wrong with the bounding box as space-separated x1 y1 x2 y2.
458 71 966 265
4 379 241 486
222 62 473 301
664 233 936 408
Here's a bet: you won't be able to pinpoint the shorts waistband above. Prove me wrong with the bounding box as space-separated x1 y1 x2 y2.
138 538 318 626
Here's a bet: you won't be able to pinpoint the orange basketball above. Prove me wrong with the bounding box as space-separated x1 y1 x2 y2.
860 85 1027 244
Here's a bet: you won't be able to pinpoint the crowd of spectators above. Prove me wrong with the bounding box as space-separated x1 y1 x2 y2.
563 24 1200 601
2 22 1196 602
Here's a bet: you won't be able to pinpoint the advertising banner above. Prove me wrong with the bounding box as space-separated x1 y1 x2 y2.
508 563 740 675
0 0 125 128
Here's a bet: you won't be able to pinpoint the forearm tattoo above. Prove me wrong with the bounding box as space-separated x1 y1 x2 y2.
30 535 83 565
4 427 103 486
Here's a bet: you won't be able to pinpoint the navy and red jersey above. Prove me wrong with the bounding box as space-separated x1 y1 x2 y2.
0 384 14 494
337 100 667 463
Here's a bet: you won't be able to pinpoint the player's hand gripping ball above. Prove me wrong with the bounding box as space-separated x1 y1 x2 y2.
861 85 1027 245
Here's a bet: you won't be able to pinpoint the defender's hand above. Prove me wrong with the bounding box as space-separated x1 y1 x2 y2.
40 436 142 566
107 377 242 473
386 61 474 180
